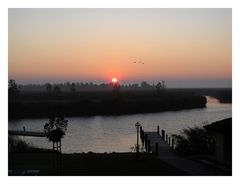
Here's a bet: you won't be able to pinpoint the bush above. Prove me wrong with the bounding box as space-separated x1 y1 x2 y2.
8 136 53 153
172 127 214 156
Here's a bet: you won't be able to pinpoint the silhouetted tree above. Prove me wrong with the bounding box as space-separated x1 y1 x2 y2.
45 83 52 93
70 82 76 93
156 81 166 92
53 86 61 94
44 117 68 152
111 81 120 92
156 82 162 92
141 81 152 89
141 81 148 88
65 81 70 86
9 79 20 100
162 80 166 89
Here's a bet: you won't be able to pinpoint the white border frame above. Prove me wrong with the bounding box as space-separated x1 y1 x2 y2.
1 1 240 184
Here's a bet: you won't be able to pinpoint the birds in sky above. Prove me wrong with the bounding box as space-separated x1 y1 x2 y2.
133 61 144 64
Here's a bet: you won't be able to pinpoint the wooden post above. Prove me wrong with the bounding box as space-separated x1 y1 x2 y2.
157 126 159 135
144 135 147 147
155 143 158 155
140 126 142 138
147 140 150 153
141 130 145 146
161 130 165 139
146 139 148 152
172 138 175 149
60 140 61 153
145 135 148 149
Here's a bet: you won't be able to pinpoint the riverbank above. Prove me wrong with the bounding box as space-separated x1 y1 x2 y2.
8 137 186 175
9 90 207 119
9 152 188 176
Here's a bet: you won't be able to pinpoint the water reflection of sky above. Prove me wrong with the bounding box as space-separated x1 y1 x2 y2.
9 96 232 153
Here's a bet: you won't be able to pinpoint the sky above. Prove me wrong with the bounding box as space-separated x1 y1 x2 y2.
8 8 232 87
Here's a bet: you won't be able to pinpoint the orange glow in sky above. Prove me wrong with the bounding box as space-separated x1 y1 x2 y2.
112 78 118 83
8 9 232 87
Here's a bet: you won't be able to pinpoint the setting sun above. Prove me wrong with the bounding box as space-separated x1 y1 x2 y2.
112 78 118 83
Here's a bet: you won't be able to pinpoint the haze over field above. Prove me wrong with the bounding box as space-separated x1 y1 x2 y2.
9 9 231 87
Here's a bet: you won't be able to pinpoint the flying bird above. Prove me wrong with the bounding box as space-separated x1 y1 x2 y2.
133 60 145 64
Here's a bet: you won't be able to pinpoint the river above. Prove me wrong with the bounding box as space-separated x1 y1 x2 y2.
9 96 231 153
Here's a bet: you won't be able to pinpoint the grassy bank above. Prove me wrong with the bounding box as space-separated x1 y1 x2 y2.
9 89 207 119
8 137 186 176
8 136 54 153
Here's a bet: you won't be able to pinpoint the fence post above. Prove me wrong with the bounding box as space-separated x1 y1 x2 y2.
155 142 158 155
147 140 150 153
161 130 165 139
172 138 175 149
140 126 143 138
141 130 145 145
144 135 148 151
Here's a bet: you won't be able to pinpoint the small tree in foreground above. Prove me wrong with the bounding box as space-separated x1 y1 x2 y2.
44 117 68 152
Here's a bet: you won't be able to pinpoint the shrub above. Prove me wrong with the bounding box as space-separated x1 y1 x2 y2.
172 127 214 156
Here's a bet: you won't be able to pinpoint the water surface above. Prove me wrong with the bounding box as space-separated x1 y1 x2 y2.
9 96 231 153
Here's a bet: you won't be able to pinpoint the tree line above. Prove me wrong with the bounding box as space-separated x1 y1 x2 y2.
9 80 166 93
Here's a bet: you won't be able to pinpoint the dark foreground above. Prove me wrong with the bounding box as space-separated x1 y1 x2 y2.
9 152 188 176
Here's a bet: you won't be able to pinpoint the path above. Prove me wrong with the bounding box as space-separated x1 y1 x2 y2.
142 130 225 175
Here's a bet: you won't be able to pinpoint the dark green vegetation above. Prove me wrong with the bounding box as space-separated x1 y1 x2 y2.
9 90 208 119
172 127 214 156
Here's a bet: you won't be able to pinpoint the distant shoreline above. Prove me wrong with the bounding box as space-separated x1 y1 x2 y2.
9 90 208 119
9 88 232 119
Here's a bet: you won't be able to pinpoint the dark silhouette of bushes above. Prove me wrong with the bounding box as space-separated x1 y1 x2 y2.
8 137 53 153
172 127 214 156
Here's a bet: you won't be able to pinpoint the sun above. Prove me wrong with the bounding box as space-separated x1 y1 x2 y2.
112 78 118 83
